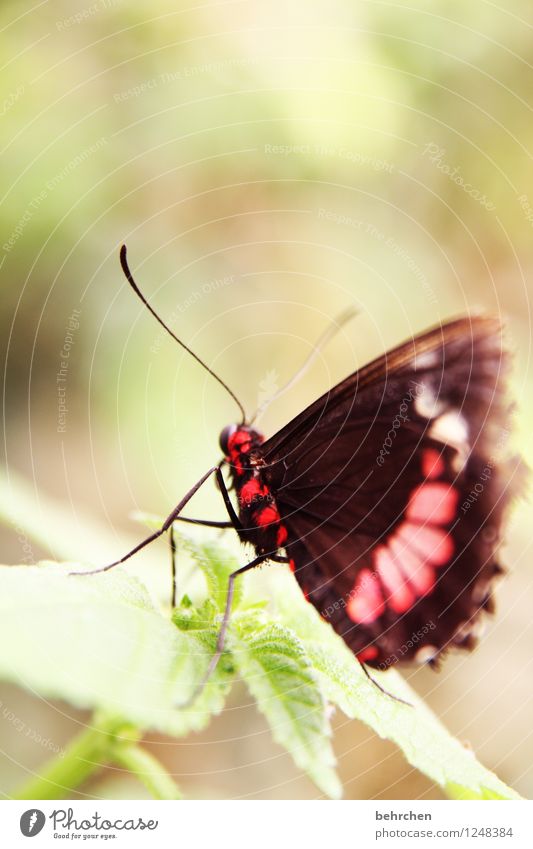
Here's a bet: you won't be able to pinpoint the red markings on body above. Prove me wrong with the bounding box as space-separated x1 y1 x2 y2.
228 425 286 546
228 430 252 451
239 478 268 505
240 477 261 496
347 568 385 624
227 429 254 474
276 525 288 546
255 505 280 526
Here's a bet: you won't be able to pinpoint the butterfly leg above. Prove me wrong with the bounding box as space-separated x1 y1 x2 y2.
168 524 236 610
171 467 243 531
177 472 289 705
169 520 233 609
170 517 231 612
178 552 269 708
163 464 242 532
70 465 220 576
172 517 233 528
168 467 241 606
214 466 243 530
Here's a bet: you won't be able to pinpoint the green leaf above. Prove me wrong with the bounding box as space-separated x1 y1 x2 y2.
229 610 342 799
0 530 521 801
0 564 233 737
445 782 513 801
268 567 522 801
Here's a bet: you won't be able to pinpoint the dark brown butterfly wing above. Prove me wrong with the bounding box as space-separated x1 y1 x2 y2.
260 317 522 668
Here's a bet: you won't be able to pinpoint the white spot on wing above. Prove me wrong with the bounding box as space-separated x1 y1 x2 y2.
470 620 486 639
454 619 486 641
414 382 445 419
429 410 469 446
415 645 438 664
415 350 439 369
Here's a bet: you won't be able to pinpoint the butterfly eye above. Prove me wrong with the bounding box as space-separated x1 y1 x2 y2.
219 423 238 455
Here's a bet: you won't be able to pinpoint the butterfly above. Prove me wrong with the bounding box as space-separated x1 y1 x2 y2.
79 247 522 686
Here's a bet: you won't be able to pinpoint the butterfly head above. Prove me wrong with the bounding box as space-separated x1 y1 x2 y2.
219 424 264 462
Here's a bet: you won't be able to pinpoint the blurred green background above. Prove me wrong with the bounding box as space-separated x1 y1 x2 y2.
1 0 532 799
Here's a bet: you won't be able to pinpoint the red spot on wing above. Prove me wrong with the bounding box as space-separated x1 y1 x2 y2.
407 482 459 525
397 521 454 566
388 535 435 595
357 645 379 663
289 558 296 572
422 448 445 480
369 449 459 615
374 545 416 613
347 569 385 624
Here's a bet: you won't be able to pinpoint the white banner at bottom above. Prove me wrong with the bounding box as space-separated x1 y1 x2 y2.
1 799 531 848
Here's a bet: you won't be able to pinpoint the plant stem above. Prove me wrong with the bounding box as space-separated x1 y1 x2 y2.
14 714 138 800
112 743 183 799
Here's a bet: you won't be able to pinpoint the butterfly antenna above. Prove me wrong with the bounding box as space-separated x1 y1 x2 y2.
120 245 246 423
249 305 359 426
360 662 412 707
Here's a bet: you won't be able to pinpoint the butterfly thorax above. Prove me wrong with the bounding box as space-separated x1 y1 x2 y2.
221 425 288 555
